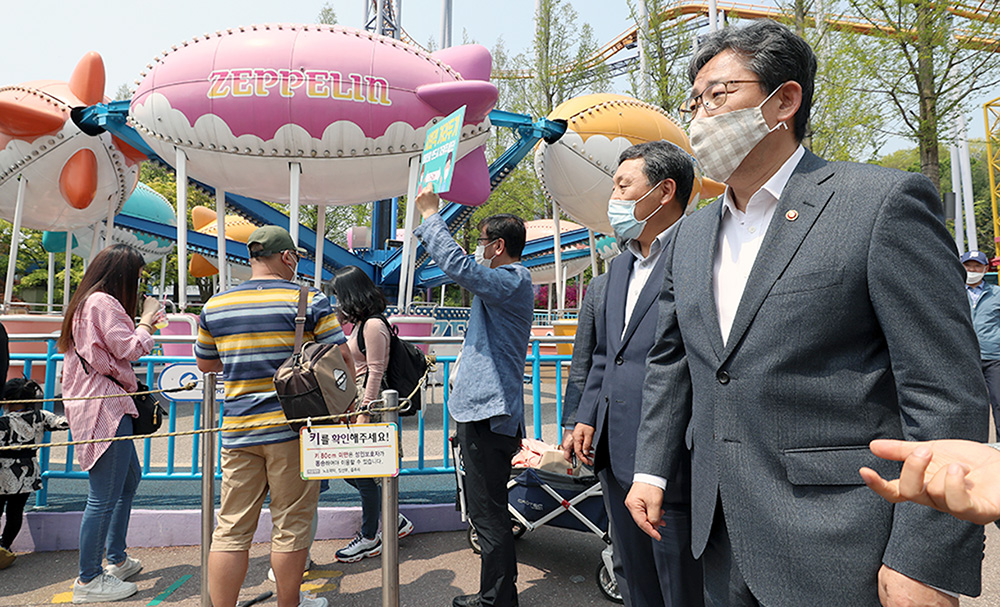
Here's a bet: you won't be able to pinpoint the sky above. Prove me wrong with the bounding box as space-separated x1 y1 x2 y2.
1 0 990 150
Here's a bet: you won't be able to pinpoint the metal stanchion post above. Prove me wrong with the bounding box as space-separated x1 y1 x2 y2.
201 373 218 607
381 389 400 607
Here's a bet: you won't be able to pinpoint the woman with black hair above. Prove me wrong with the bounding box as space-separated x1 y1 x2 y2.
58 244 163 603
330 266 413 563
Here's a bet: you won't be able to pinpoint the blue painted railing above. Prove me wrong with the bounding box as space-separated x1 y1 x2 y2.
7 334 574 506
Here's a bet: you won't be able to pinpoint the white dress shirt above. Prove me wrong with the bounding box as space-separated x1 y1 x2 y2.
715 145 805 345
633 146 806 492
622 221 681 337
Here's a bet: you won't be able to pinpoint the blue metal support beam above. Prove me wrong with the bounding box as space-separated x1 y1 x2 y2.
379 110 566 286
415 247 592 288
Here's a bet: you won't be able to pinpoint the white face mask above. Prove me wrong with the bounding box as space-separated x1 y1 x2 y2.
689 85 787 183
967 270 986 285
606 180 664 242
474 240 496 268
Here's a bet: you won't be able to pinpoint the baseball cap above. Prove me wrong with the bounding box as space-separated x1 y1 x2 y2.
246 225 305 258
960 250 989 265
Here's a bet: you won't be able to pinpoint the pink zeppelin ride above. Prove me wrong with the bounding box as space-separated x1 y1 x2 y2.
129 24 499 206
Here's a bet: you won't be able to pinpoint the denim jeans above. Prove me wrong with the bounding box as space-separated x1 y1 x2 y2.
344 477 380 539
78 415 141 583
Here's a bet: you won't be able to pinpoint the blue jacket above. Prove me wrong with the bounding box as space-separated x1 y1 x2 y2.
969 281 1000 360
414 214 534 437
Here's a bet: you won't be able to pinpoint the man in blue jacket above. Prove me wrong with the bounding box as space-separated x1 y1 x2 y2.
413 185 534 607
963 250 1000 437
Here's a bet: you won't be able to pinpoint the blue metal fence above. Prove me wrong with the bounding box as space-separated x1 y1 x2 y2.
7 334 574 506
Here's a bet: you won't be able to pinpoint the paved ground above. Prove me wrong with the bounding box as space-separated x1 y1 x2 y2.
0 526 619 607
4 523 1000 606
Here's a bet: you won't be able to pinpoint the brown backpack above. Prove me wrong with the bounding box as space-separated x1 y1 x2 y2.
274 285 357 432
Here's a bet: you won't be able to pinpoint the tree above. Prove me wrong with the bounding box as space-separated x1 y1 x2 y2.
770 1 892 161
846 0 1000 191
626 0 695 113
317 2 337 26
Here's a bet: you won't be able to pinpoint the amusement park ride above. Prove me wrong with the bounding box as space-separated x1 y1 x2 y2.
0 0 997 316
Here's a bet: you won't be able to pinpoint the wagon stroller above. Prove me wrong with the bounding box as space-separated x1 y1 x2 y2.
451 436 623 603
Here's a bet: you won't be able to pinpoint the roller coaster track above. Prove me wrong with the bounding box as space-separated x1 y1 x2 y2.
493 0 1000 80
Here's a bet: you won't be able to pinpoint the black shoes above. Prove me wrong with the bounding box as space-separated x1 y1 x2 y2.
451 594 518 607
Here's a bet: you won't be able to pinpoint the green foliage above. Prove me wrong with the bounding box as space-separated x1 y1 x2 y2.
625 0 693 112
316 2 337 26
844 0 1000 189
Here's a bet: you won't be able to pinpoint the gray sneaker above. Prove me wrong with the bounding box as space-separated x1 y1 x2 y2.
335 532 381 562
72 573 138 603
105 556 142 581
298 592 328 607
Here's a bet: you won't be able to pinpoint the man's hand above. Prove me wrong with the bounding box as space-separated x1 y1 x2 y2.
572 423 595 466
861 439 1000 525
414 185 440 219
561 428 575 462
878 565 958 607
624 482 664 541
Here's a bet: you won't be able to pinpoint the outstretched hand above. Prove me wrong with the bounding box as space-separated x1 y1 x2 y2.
861 439 1000 525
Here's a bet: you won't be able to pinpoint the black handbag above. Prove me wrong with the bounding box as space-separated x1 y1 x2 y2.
357 315 430 416
75 349 166 435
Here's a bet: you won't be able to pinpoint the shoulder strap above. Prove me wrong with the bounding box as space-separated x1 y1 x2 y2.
293 285 308 355
356 317 372 355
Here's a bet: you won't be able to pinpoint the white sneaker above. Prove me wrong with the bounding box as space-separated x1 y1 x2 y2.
72 573 138 603
298 591 328 607
105 556 142 581
267 553 312 583
335 532 381 562
397 514 414 539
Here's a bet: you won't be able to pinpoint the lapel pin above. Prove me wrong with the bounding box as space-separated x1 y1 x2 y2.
785 209 799 221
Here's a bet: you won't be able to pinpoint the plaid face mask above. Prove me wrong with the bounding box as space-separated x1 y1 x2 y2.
689 85 786 183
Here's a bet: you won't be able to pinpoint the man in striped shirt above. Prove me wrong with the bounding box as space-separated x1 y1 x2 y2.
196 226 351 607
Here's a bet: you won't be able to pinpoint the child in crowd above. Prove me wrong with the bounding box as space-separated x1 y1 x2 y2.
0 377 69 569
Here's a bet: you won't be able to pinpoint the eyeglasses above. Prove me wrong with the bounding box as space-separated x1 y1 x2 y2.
476 237 496 245
678 80 763 120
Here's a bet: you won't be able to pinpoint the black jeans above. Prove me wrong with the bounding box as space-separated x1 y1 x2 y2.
0 492 30 550
457 420 521 607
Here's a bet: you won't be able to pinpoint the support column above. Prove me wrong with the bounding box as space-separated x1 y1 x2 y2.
216 188 227 292
176 147 189 311
4 176 27 310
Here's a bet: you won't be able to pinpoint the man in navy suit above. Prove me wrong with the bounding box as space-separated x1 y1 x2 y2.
571 141 703 607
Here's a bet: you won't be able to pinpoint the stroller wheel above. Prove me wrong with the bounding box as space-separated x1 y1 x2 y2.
467 525 482 554
596 561 623 603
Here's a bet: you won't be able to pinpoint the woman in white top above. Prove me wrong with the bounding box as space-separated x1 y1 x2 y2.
330 267 413 562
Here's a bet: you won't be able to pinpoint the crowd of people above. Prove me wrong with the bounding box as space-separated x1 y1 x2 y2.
4 15 1000 607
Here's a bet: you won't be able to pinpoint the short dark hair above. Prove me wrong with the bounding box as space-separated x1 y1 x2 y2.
689 20 816 141
331 265 387 324
478 214 526 259
618 142 695 207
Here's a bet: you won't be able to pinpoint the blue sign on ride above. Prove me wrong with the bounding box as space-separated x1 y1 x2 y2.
418 105 465 194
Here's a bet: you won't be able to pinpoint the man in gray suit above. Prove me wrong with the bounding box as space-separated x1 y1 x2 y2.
625 20 988 607
565 142 702 607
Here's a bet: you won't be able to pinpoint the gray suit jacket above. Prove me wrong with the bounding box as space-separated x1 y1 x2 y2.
635 151 988 605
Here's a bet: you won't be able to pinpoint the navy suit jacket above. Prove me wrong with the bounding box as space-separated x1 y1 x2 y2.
577 239 689 502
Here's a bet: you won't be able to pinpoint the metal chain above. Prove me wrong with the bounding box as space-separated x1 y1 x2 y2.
0 381 201 406
0 357 435 451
